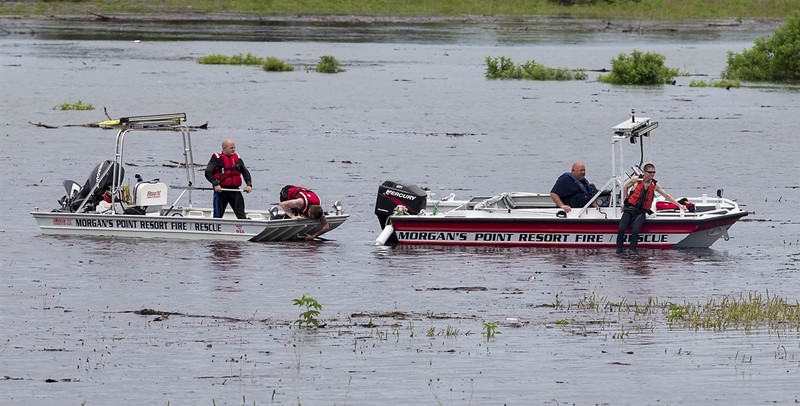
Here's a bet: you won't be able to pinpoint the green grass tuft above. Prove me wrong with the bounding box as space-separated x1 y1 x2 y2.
485 56 586 80
53 100 95 110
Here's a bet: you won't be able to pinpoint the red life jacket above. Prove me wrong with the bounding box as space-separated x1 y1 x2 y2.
286 186 320 216
626 179 656 210
213 153 242 188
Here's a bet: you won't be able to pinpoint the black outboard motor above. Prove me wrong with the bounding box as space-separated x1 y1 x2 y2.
66 160 124 212
375 180 427 229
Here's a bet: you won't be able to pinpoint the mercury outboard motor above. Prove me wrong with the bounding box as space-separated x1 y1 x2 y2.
65 160 124 212
375 180 427 229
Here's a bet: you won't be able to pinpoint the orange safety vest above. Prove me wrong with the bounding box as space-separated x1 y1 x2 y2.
626 179 656 210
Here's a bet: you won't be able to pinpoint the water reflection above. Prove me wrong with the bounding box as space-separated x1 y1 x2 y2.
207 241 243 292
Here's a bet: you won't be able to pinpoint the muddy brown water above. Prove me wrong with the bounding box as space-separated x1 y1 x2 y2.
1 19 799 405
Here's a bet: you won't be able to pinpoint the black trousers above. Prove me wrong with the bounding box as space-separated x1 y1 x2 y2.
213 191 246 219
616 208 647 252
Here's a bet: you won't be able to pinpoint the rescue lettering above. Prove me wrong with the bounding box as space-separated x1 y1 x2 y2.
623 234 669 243
194 223 222 232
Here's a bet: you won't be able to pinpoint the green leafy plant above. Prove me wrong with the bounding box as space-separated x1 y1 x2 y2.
689 79 708 87
53 100 94 110
198 53 265 65
554 319 569 325
315 55 344 73
598 50 680 85
482 321 500 340
262 56 294 72
723 11 800 81
293 295 323 328
485 56 586 80
667 303 688 322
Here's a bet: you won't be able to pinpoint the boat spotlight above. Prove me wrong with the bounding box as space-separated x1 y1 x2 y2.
332 200 343 215
269 206 280 219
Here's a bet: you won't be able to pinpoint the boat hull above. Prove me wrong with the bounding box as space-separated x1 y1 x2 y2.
387 211 747 249
32 210 348 242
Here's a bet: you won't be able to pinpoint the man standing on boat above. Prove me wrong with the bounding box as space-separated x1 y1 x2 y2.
278 185 330 241
616 163 684 254
205 138 252 219
550 161 597 213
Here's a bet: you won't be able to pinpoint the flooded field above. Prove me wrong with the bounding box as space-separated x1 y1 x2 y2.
1 19 799 404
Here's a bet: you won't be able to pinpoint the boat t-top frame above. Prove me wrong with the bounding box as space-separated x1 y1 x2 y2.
76 113 195 213
575 110 658 217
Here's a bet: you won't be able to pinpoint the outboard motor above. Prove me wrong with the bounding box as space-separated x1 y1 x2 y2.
375 180 427 229
66 160 124 212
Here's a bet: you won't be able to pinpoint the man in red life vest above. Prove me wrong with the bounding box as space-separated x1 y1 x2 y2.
278 185 330 241
616 163 684 254
204 139 252 219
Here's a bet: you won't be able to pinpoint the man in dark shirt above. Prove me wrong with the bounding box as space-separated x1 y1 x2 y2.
550 161 597 213
204 138 252 219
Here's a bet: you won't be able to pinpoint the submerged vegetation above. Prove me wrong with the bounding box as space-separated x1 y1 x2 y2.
52 100 94 110
485 56 587 80
556 290 800 333
722 11 800 82
597 50 680 85
689 79 741 88
315 55 344 73
198 53 294 71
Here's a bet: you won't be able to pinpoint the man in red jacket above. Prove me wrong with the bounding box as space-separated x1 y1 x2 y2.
204 139 252 219
278 185 330 241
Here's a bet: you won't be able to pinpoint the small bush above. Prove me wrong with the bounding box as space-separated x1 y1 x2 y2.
198 53 265 66
315 55 344 73
262 56 294 72
689 79 741 89
485 56 586 80
597 50 679 85
722 11 800 81
712 79 741 88
53 100 94 110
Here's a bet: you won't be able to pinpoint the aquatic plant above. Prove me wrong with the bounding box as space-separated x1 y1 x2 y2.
482 321 500 340
723 11 800 81
198 53 265 65
597 50 680 85
53 100 94 111
556 290 800 333
690 79 741 88
315 55 344 73
262 56 294 72
292 295 323 328
485 56 587 80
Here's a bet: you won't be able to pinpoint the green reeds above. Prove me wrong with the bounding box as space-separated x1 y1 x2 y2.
555 290 800 332
52 100 94 110
198 53 294 71
485 56 587 80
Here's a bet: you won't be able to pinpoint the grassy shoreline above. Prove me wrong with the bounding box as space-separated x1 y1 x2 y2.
1 0 796 21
